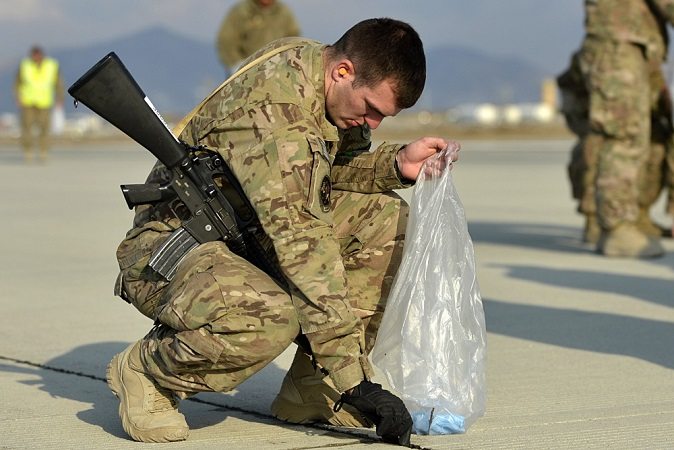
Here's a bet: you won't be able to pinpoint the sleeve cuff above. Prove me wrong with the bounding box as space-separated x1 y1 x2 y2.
329 355 375 392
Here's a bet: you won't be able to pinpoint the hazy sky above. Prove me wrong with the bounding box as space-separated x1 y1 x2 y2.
0 0 584 75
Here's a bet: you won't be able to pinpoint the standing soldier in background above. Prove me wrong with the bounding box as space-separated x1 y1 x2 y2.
558 49 673 245
575 0 674 257
14 45 64 163
215 0 300 73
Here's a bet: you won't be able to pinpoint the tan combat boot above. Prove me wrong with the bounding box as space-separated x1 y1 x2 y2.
583 213 601 244
271 348 372 427
597 223 665 258
636 208 668 237
107 342 189 442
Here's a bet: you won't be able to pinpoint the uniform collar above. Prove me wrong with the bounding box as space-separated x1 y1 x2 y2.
312 45 339 143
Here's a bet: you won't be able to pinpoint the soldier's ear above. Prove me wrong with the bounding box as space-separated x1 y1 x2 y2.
333 60 354 81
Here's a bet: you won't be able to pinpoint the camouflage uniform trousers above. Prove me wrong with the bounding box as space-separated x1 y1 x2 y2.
568 120 668 217
564 48 671 218
577 37 661 229
19 105 52 158
135 188 408 397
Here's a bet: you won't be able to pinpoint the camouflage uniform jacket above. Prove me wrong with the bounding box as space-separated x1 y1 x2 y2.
124 38 410 392
216 0 301 69
584 0 674 61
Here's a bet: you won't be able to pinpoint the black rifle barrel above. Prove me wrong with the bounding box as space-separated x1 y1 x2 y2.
67 52 186 169
67 52 287 286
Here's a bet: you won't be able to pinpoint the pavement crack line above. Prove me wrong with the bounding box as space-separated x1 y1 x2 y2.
0 355 431 449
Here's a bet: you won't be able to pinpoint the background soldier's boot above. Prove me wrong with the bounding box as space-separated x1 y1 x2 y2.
107 342 189 442
637 208 670 237
271 348 372 427
583 213 600 244
597 224 664 258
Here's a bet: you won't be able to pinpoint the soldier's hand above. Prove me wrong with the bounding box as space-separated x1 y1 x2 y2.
335 380 412 447
397 137 460 181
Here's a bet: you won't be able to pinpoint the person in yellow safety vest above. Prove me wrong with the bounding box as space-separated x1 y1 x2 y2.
14 45 64 163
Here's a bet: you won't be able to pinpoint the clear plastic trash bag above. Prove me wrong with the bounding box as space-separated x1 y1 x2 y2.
371 146 487 435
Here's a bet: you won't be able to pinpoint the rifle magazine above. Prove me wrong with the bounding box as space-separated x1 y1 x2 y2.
148 227 200 281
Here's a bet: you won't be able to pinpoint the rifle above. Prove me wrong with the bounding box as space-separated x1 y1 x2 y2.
68 52 283 283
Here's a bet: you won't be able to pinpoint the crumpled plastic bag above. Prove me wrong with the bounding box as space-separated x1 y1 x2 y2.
371 145 487 435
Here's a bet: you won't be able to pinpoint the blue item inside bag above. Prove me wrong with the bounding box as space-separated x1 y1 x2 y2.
411 409 465 435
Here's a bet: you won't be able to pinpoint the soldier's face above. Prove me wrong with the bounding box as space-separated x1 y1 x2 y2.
31 51 44 64
326 74 400 130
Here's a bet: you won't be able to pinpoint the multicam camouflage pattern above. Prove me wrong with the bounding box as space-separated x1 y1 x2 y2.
115 38 411 394
138 241 300 395
216 0 300 69
668 135 674 214
557 51 593 212
558 46 673 217
642 64 672 210
557 51 589 140
575 0 674 228
584 0 674 62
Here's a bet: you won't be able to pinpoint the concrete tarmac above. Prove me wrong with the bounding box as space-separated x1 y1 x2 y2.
1 138 673 449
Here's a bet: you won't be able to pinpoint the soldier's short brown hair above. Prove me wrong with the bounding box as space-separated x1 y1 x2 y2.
330 18 426 109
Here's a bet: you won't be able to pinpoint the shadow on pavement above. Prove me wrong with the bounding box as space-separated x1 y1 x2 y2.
0 341 297 438
475 220 674 370
469 220 674 269
0 341 131 439
0 152 33 166
0 342 378 445
496 264 674 309
484 299 674 370
467 221 589 254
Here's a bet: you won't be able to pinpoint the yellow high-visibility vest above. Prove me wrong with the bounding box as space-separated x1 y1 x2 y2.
18 57 59 109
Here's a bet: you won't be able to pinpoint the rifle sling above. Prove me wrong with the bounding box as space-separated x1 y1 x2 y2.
172 41 302 136
150 42 302 282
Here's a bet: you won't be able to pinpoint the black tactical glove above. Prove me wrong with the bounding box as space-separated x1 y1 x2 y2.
334 380 413 447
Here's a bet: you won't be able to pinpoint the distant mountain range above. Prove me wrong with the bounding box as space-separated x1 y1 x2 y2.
0 27 548 117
